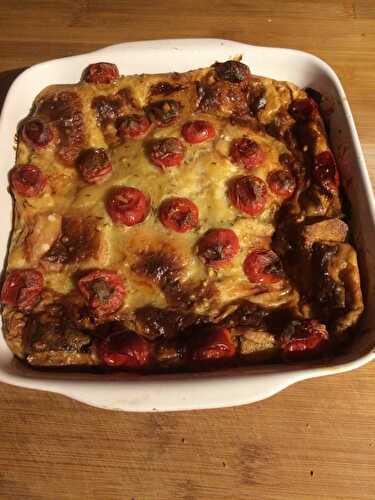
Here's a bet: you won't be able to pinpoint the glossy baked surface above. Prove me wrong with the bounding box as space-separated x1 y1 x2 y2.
1 59 364 370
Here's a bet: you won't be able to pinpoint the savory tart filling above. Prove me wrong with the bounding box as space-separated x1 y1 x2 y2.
1 59 363 370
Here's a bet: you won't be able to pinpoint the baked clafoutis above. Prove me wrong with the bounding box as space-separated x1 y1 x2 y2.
1 59 364 370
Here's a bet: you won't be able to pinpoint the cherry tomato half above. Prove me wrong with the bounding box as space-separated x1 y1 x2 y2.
21 118 53 148
267 169 296 199
98 330 151 368
313 151 340 194
1 269 43 311
228 175 268 216
83 62 120 84
190 327 236 361
10 164 47 197
159 197 199 233
106 186 150 226
148 137 185 168
117 114 151 140
181 120 215 144
76 148 112 184
243 249 283 285
230 137 265 170
197 228 239 268
78 270 125 316
281 319 329 361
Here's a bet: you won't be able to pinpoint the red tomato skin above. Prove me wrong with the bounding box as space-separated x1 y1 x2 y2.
243 249 283 284
267 169 296 199
1 269 44 311
230 137 266 170
21 118 53 148
190 328 236 361
117 114 151 140
159 197 199 233
228 175 268 216
148 138 185 168
83 62 120 84
313 151 340 194
76 148 112 184
98 331 151 368
281 319 329 361
10 164 47 197
181 120 215 144
106 186 150 226
78 270 125 316
197 229 239 268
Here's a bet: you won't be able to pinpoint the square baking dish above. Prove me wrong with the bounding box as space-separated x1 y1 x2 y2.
0 38 374 412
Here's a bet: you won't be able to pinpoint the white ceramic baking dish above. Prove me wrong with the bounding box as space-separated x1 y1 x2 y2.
0 39 374 412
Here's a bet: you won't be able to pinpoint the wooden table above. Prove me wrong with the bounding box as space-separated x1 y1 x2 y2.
0 1 374 499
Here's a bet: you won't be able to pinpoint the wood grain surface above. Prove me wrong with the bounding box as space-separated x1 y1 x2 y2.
0 1 374 499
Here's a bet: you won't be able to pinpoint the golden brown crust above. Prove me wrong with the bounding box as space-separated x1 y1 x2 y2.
1 59 363 369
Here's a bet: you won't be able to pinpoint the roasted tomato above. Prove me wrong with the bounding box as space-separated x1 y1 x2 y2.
83 62 120 84
181 120 215 144
230 137 266 170
190 327 236 361
214 60 251 82
197 228 239 268
146 99 181 127
78 270 125 316
10 164 47 197
228 175 268 216
76 148 112 184
281 319 329 360
98 330 151 368
117 114 151 140
267 169 296 199
148 137 185 168
313 151 340 194
289 98 316 121
1 269 43 311
243 249 283 284
106 186 150 226
159 197 199 233
21 118 52 148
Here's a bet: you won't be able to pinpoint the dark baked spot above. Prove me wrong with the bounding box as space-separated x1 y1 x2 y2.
43 216 100 265
305 87 322 105
150 81 185 96
37 91 85 165
132 249 206 307
312 242 345 312
221 301 269 329
135 306 203 340
196 80 250 116
24 303 92 353
293 122 318 154
248 82 267 115
196 82 220 112
146 99 181 126
213 60 251 83
92 95 122 125
117 87 139 110
133 249 182 288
